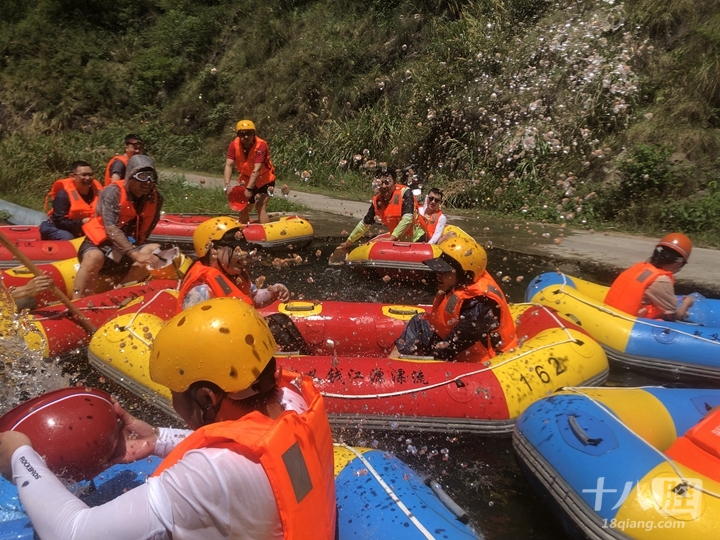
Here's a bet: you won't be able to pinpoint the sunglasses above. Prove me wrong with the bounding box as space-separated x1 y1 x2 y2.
131 171 158 183
428 195 442 203
237 131 254 138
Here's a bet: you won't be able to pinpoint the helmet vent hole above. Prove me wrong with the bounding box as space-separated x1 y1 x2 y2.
219 327 230 334
177 316 186 327
245 334 255 345
201 305 212 311
179 369 185 375
229 367 238 378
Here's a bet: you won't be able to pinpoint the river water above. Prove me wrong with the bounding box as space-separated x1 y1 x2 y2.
0 220 687 540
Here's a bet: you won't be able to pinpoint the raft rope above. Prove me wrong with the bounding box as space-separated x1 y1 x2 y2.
566 386 720 501
30 304 121 322
119 289 175 347
552 273 720 347
333 443 436 539
322 304 582 400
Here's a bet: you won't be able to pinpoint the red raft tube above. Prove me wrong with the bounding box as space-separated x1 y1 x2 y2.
2 279 179 360
0 214 314 264
344 225 473 281
87 296 609 434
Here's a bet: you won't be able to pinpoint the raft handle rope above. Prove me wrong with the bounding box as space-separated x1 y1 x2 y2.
551 273 720 347
566 386 720 501
334 443 436 539
117 289 175 347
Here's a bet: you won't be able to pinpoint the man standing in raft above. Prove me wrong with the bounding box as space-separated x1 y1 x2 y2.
0 298 337 539
331 164 424 262
224 119 276 224
393 232 518 361
73 155 163 298
40 161 103 240
604 232 694 321
177 216 290 311
104 134 144 186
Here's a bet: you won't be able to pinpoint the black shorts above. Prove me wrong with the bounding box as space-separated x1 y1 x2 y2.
248 182 275 204
78 238 135 278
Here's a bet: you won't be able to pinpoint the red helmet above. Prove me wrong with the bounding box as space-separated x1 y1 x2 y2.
0 387 119 481
656 233 692 261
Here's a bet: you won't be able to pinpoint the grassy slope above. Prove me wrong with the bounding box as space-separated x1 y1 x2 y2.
0 0 718 242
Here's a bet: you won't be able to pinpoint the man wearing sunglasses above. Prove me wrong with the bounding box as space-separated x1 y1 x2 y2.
604 232 695 321
224 119 276 224
417 188 447 244
74 155 164 298
40 161 103 240
104 134 144 186
333 164 423 257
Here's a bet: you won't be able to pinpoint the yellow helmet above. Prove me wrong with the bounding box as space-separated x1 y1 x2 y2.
425 231 487 282
236 119 256 132
193 216 244 257
149 298 277 394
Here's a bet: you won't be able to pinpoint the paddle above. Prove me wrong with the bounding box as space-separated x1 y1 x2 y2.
0 231 97 334
227 185 248 212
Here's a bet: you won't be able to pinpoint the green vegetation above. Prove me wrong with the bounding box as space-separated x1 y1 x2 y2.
0 0 718 242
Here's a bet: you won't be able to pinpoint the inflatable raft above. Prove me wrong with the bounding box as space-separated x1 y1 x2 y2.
0 443 479 539
345 224 470 279
88 295 609 433
525 272 720 384
513 387 720 540
0 215 313 264
0 235 83 269
3 280 178 359
1 248 189 308
148 213 314 248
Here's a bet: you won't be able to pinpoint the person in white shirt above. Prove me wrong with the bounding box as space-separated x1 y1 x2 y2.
0 298 336 540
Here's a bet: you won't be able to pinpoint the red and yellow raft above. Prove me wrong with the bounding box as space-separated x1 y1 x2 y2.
345 225 473 280
0 279 179 359
87 294 609 434
0 214 313 268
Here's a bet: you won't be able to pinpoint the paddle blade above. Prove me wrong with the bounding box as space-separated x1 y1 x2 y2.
228 185 248 211
328 245 348 266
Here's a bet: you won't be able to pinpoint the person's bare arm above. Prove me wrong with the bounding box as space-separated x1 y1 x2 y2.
223 158 235 190
244 163 263 198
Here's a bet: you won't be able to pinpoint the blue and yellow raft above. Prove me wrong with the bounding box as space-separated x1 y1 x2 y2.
0 444 480 539
525 272 720 383
513 387 720 539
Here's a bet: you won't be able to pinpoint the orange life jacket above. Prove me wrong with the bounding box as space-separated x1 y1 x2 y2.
417 209 443 239
104 155 129 187
177 261 253 312
233 136 276 188
152 371 336 540
372 184 417 240
82 181 159 246
43 177 102 220
604 262 674 319
666 407 720 483
427 270 518 361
